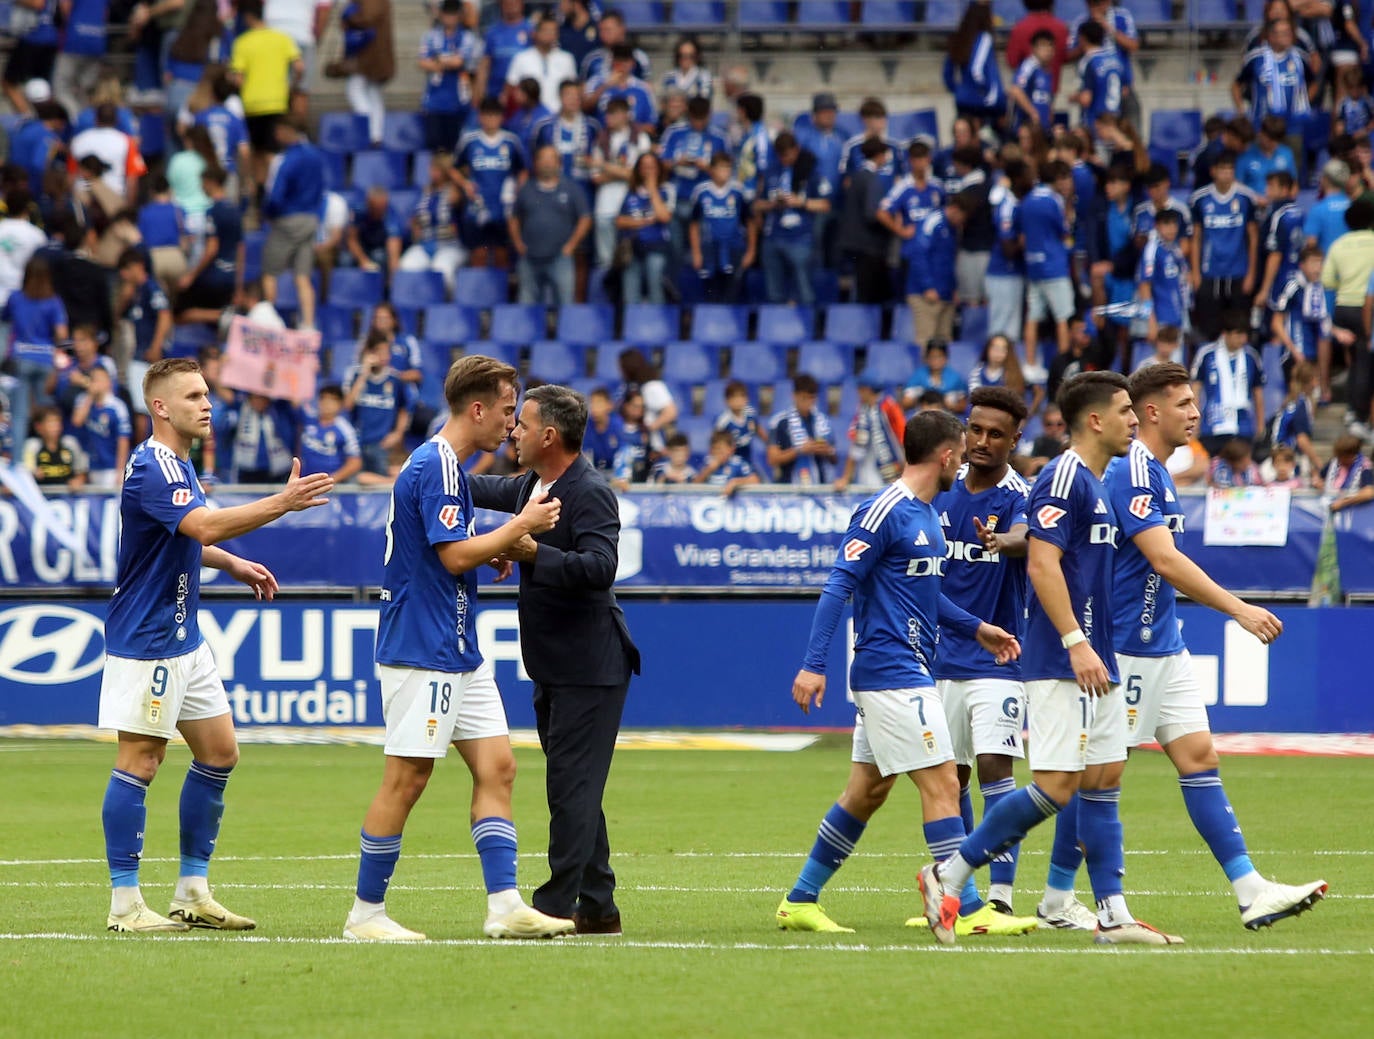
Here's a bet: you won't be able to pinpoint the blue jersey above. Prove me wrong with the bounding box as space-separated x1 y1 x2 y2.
793 126 845 202
1105 440 1186 658
691 180 749 267
347 368 409 446
1072 160 1099 255
581 45 650 85
803 483 950 692
125 279 170 360
620 187 673 250
582 414 624 471
1190 183 1257 279
760 161 828 242
1304 196 1351 255
1070 7 1137 85
1191 341 1265 439
1137 235 1189 328
1263 202 1306 308
1274 272 1331 361
420 26 481 114
138 201 182 248
3 291 67 365
105 440 207 660
735 122 775 202
194 105 248 174
505 104 552 156
985 184 1024 277
660 122 730 200
1012 56 1053 131
204 200 242 283
1237 143 1297 197
63 0 108 56
909 210 958 299
533 113 602 201
942 31 1005 111
375 437 483 673
842 134 906 185
1022 449 1121 683
1236 45 1310 126
1133 199 1193 243
714 405 759 459
456 130 527 220
934 467 1029 681
596 78 657 128
1021 185 1071 281
78 395 131 471
19 0 58 45
300 415 360 477
879 175 945 262
1271 395 1313 449
482 19 532 99
1339 94 1374 137
703 454 755 485
1077 51 1124 128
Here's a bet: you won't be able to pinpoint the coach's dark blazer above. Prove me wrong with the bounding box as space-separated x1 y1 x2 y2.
469 456 640 686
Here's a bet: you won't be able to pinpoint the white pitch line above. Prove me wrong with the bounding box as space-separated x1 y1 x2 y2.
0 932 1368 955
2 849 1370 867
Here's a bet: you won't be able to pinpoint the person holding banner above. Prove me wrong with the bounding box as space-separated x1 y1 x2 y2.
99 357 333 933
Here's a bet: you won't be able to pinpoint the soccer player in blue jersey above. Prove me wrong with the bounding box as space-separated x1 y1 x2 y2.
99 358 334 933
1189 150 1259 343
919 371 1184 946
1105 362 1327 927
344 354 573 942
775 410 1025 935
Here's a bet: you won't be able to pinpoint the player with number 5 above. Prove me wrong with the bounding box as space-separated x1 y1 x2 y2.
343 355 573 942
100 358 334 934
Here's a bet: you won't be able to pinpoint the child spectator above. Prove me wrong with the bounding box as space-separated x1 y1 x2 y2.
1208 437 1263 488
661 95 729 246
1268 359 1324 478
344 330 411 485
767 373 836 485
399 152 466 293
689 152 754 303
1192 313 1266 455
3 254 69 448
1336 66 1374 141
1261 443 1304 488
582 386 624 472
1255 169 1304 323
618 347 678 451
591 97 651 270
1021 161 1077 379
649 431 696 484
714 380 764 463
1273 244 1349 402
981 159 1029 347
969 333 1041 415
695 428 760 496
419 0 481 154
455 97 528 269
1325 433 1374 510
1136 208 1190 344
226 391 297 484
70 365 130 488
1010 30 1056 133
610 387 648 491
908 192 972 349
364 302 423 389
1133 324 1184 371
49 324 117 422
299 383 363 482
22 406 88 489
878 140 948 348
1189 149 1258 343
834 373 905 491
902 339 969 414
841 97 906 189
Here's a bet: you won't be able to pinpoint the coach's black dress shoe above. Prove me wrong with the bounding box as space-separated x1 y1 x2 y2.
572 911 622 935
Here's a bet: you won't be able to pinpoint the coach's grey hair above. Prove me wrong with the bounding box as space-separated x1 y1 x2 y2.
527 384 587 453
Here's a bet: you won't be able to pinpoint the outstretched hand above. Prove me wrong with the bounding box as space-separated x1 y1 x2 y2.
280 458 334 511
975 622 1021 666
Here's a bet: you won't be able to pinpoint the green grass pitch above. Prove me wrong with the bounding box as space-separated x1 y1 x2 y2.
1 738 1370 1038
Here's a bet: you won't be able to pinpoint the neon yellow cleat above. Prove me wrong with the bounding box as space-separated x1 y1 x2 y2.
907 903 1039 935
776 898 855 933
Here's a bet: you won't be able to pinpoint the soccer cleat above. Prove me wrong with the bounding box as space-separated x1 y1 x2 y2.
917 863 959 946
342 911 427 942
1240 879 1328 930
483 903 576 939
1093 920 1186 946
1036 897 1100 931
169 893 257 931
776 898 855 933
107 900 190 934
953 903 1040 936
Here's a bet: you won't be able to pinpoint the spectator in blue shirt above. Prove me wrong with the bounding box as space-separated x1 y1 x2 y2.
70 364 131 489
943 1 1006 128
689 152 755 303
1136 208 1190 343
1074 20 1125 135
1020 161 1076 381
1273 245 1354 405
595 45 656 136
582 386 624 472
419 0 482 153
840 98 908 190
694 428 759 496
507 78 554 156
344 331 411 483
1189 149 1259 342
345 186 405 276
1069 0 1140 125
1237 115 1298 197
616 153 673 304
1303 158 1354 255
1009 31 1056 133
907 192 974 350
734 92 774 203
3 253 68 448
262 117 326 331
901 339 969 414
1267 359 1324 478
1192 314 1266 454
479 0 532 100
756 132 831 307
2 0 59 117
795 92 846 267
661 35 712 101
176 167 243 329
137 176 188 295
299 384 363 482
191 73 251 187
52 0 107 118
559 0 600 73
661 97 729 245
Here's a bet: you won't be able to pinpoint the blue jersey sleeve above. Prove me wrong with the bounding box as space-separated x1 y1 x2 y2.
1026 460 1076 553
1109 454 1165 543
138 453 201 535
937 593 981 638
800 502 890 672
417 457 469 547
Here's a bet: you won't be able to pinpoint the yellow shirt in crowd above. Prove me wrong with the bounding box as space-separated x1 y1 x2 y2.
231 27 302 117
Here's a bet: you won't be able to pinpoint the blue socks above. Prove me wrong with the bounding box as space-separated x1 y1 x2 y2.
959 783 1062 868
356 831 402 904
1179 770 1254 882
1045 793 1084 896
925 815 982 915
1078 787 1125 903
981 779 1020 893
102 769 148 889
958 785 975 837
472 817 518 894
788 802 865 903
179 760 232 879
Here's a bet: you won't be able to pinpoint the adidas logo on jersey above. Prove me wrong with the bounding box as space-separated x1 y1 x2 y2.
938 511 950 526
1094 498 1108 515
914 531 929 546
1165 489 1176 502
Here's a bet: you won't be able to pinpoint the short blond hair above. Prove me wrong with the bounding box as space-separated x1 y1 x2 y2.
444 354 518 413
143 357 202 404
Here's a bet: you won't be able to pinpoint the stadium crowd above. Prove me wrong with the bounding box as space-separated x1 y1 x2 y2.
0 0 1372 510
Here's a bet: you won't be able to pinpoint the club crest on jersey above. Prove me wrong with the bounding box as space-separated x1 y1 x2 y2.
984 515 998 532
438 505 462 530
1129 494 1152 519
1037 505 1067 528
844 539 871 561
171 488 192 507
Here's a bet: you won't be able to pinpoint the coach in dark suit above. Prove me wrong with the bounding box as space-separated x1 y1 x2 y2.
469 383 640 934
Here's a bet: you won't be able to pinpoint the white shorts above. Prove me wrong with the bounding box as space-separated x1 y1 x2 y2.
938 678 1026 766
98 642 229 739
850 686 955 778
379 659 509 758
1026 277 1075 323
1117 651 1211 749
1026 678 1127 772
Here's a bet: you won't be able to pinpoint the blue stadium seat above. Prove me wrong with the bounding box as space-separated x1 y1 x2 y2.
454 268 509 307
416 341 456 410
730 343 787 384
796 1 852 26
862 342 916 384
922 0 963 28
673 1 725 26
959 305 989 346
388 188 420 225
1148 109 1203 173
568 377 602 399
623 304 680 345
383 112 426 153
1124 0 1176 28
242 231 266 284
320 152 347 191
661 341 721 383
691 304 750 346
798 341 855 383
168 323 217 359
889 303 918 344
1262 344 1286 416
391 270 447 308
528 340 586 382
700 378 736 419
824 304 882 345
948 340 981 377
756 304 814 345
593 342 630 381
811 268 841 305
316 303 360 345
557 303 616 345
488 304 547 345
769 379 796 415
1191 0 1246 28
992 0 1021 23
352 149 406 191
889 108 939 146
327 268 384 307
421 304 482 346
835 380 859 421
139 113 166 157
677 413 715 454
411 149 434 187
319 112 369 155
272 272 321 322
861 2 916 28
461 341 521 368
738 1 791 27
617 1 666 28
1053 0 1079 20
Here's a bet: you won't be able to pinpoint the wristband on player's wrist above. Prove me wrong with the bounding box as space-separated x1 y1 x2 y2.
1060 629 1087 649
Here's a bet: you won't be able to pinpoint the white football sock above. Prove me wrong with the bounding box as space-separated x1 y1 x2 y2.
174 876 210 902
487 888 523 915
1233 870 1267 906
